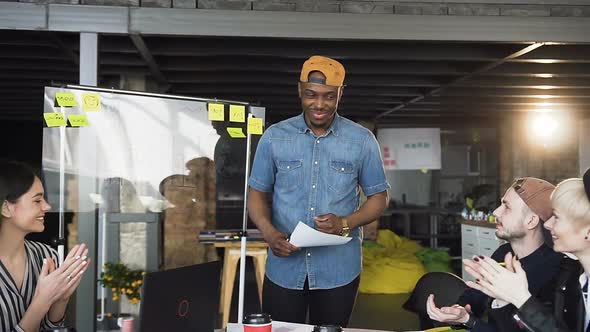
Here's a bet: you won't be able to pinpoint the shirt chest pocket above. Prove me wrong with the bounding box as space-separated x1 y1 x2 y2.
275 160 303 193
327 160 357 194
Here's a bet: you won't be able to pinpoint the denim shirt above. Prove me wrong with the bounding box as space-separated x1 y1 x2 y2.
248 113 390 290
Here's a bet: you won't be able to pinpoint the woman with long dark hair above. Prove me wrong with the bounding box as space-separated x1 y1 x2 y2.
0 160 90 332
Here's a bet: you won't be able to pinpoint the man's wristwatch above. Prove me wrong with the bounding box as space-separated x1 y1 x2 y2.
340 218 350 237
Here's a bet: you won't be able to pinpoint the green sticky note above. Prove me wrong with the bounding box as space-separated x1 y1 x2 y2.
55 92 78 107
82 93 101 112
229 105 246 123
247 117 263 135
44 113 67 127
226 127 246 138
68 114 90 127
208 103 225 121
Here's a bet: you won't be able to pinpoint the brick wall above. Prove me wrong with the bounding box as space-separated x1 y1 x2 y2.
499 113 580 193
5 0 590 17
161 157 218 269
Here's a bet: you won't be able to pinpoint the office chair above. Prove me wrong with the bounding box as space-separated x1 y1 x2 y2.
403 272 467 330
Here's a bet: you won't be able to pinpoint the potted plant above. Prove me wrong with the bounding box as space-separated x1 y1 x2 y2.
97 262 145 329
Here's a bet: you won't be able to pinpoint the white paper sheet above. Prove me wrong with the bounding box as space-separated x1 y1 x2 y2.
288 222 352 247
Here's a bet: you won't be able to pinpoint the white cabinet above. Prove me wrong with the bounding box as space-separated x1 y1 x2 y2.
461 223 503 281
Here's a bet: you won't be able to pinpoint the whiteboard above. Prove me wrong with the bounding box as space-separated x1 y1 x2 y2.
377 128 441 170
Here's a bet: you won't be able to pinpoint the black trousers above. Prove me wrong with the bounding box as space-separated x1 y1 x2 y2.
261 275 360 327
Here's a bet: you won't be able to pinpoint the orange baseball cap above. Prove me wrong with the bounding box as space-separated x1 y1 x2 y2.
300 55 346 87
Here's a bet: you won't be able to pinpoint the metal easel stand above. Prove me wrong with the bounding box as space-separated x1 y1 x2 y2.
237 114 254 323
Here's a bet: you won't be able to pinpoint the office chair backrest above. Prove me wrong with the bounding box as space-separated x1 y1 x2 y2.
403 272 467 329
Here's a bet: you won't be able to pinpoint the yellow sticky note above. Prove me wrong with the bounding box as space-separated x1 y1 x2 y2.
82 93 101 112
208 103 225 121
55 92 78 107
229 105 246 123
247 117 263 135
227 127 246 138
44 113 67 127
68 114 90 127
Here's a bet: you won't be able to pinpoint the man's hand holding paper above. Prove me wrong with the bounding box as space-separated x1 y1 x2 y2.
288 222 352 247
262 226 300 257
314 213 343 235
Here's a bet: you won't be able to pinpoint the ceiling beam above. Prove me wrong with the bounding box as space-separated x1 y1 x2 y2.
0 61 78 72
0 47 71 60
157 58 474 75
486 63 590 76
454 76 590 88
100 53 148 66
376 42 545 119
145 40 517 61
514 45 590 62
100 66 150 75
48 32 79 65
438 88 590 98
129 34 169 91
166 73 444 86
422 96 590 105
398 105 587 113
0 80 73 87
0 70 78 80
172 86 424 96
3 3 590 43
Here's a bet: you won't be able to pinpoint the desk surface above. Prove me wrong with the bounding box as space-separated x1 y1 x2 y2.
214 241 269 248
226 321 393 332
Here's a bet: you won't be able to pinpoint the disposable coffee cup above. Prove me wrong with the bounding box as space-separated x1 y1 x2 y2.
312 325 343 332
117 316 135 332
243 313 272 332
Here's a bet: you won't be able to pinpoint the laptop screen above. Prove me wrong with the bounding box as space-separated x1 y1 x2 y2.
139 261 222 332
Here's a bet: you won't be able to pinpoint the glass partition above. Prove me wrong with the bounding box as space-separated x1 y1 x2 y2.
42 86 263 331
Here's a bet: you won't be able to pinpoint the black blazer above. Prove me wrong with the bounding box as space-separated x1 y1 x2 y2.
517 257 585 332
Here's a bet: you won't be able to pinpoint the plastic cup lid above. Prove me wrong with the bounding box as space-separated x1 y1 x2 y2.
243 313 272 324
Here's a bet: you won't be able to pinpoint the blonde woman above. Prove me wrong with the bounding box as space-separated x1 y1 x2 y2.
463 169 590 332
0 160 91 332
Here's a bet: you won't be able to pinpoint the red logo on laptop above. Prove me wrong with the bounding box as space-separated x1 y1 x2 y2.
177 299 190 318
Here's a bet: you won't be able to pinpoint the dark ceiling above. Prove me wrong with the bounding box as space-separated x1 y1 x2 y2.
1 29 590 126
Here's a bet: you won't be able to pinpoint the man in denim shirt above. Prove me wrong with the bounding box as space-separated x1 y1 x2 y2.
247 55 390 327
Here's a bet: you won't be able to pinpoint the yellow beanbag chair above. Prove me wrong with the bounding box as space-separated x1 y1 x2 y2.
359 230 427 294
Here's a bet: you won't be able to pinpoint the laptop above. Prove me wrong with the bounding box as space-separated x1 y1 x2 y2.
139 261 222 332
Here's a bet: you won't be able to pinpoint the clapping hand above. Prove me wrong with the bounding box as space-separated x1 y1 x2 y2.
34 244 91 305
426 294 472 324
463 253 531 308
